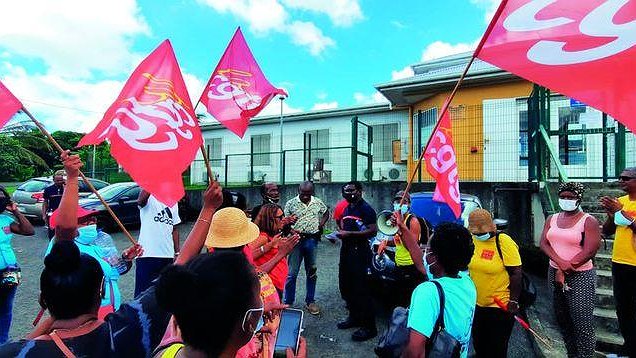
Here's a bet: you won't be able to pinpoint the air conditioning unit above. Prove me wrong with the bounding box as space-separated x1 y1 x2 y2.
312 170 332 183
387 166 407 181
248 170 267 183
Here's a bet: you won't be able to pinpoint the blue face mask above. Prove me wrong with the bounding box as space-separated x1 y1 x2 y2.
474 233 492 241
424 250 436 279
393 203 409 215
76 224 98 245
615 211 634 227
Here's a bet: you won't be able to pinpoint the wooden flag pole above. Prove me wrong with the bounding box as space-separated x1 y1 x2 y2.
194 100 215 183
21 107 137 245
399 0 509 206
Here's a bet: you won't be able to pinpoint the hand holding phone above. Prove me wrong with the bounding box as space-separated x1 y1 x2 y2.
274 308 303 357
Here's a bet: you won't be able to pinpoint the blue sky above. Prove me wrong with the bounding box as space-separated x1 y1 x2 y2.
0 0 497 132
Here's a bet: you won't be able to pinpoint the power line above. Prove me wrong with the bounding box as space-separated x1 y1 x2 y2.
21 98 104 114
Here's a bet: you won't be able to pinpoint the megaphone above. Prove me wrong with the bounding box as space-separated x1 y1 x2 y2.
377 210 399 236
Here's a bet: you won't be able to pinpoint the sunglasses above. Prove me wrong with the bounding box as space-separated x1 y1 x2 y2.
619 176 636 182
241 307 264 333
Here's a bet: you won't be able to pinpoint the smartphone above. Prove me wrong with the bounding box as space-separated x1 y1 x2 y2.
274 308 303 357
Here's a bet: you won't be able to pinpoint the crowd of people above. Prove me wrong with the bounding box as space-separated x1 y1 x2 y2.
0 151 635 357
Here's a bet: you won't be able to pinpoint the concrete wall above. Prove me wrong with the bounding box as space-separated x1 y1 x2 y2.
185 181 538 247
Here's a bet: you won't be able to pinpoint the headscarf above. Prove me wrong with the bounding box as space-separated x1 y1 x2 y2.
557 182 585 199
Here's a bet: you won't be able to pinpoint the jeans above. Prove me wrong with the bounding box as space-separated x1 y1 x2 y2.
613 262 636 357
134 257 173 298
284 238 318 305
0 285 17 344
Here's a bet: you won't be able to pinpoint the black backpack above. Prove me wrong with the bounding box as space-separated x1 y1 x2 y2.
494 232 537 309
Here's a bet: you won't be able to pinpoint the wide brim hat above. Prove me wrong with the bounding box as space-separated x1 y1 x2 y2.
49 206 98 228
205 207 260 248
468 208 496 234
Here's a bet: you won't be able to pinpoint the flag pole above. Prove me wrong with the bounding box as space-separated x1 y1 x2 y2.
194 101 215 183
21 107 137 245
400 0 509 206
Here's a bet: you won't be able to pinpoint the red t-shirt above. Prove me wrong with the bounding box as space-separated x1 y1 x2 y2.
333 199 348 223
254 232 288 291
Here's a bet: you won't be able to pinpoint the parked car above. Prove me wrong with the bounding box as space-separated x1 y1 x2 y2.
13 176 109 222
79 182 141 231
369 192 508 299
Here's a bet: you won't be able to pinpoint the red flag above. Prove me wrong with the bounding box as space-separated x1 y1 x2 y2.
476 0 636 132
0 80 23 128
424 105 461 218
79 40 201 206
200 27 287 138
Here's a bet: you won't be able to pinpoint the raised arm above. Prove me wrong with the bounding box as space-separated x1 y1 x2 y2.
174 181 223 265
54 151 82 241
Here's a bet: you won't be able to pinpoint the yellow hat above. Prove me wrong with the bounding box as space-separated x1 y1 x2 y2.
468 209 496 234
205 207 260 248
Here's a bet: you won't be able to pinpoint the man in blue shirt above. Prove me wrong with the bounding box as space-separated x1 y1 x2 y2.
336 181 378 341
42 170 65 239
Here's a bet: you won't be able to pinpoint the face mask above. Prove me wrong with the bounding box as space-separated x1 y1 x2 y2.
614 210 635 226
474 233 491 241
558 199 579 212
76 224 98 244
393 203 409 215
265 195 279 204
424 250 437 279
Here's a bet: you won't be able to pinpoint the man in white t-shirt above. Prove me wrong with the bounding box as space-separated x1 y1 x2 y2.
134 189 181 297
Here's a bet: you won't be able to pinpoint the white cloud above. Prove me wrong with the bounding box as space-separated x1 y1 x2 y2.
182 72 206 106
1 62 123 132
391 66 414 80
281 0 363 27
197 0 339 56
470 0 500 24
311 101 338 110
286 21 335 56
353 91 388 105
421 40 478 61
0 0 150 79
256 98 303 117
390 20 406 29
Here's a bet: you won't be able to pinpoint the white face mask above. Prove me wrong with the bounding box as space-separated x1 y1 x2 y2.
558 199 579 212
614 210 634 226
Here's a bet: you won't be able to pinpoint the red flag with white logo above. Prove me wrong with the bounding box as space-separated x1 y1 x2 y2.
476 0 636 132
424 104 461 218
0 80 23 128
200 27 287 138
78 40 201 206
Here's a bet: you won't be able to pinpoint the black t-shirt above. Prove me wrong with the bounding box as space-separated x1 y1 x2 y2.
0 286 170 357
341 199 377 245
43 184 64 212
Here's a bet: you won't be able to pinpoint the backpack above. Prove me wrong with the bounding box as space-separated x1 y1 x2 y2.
405 214 432 245
374 281 462 358
494 232 537 309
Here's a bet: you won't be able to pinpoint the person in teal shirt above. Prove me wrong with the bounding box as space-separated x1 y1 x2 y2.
45 206 142 318
0 186 35 343
400 221 476 358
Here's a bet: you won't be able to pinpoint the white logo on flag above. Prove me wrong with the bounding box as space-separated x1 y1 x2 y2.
503 0 636 65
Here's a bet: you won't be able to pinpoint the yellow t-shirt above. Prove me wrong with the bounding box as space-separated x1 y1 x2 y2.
468 233 522 307
394 214 418 266
612 195 636 266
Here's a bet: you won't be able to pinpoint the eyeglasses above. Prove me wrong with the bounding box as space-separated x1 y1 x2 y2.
241 307 264 333
619 176 636 182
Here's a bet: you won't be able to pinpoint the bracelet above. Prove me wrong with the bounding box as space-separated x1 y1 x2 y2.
260 246 265 254
509 300 519 306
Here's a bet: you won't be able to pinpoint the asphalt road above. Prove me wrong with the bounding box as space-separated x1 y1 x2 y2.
7 223 538 357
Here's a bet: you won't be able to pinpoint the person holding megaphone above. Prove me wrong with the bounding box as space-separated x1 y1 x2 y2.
377 191 430 307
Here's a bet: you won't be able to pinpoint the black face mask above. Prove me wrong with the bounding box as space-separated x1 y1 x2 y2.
0 197 9 214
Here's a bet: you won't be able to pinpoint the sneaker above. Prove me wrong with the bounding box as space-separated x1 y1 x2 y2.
351 327 377 342
305 302 320 315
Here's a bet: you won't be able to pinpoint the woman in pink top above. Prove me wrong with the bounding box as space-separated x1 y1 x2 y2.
540 182 601 358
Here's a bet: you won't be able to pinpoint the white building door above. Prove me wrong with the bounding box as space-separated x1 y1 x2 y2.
483 98 528 182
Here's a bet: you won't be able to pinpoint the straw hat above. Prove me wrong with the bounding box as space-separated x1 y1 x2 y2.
468 208 496 234
205 207 260 248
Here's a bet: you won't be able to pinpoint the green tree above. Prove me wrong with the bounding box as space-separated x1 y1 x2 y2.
0 134 50 181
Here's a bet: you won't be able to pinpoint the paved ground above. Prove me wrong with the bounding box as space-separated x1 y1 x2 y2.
8 222 540 357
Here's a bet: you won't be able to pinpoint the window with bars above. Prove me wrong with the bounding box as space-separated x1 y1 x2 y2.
305 129 330 164
251 134 271 166
519 110 529 167
414 108 438 159
207 138 222 162
371 123 399 162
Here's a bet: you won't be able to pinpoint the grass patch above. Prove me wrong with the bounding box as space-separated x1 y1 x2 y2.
5 186 16 195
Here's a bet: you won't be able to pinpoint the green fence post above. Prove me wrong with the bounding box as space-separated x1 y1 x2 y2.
616 123 626 176
281 151 286 185
250 139 255 186
367 125 373 183
602 113 608 181
351 116 358 181
224 154 229 187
